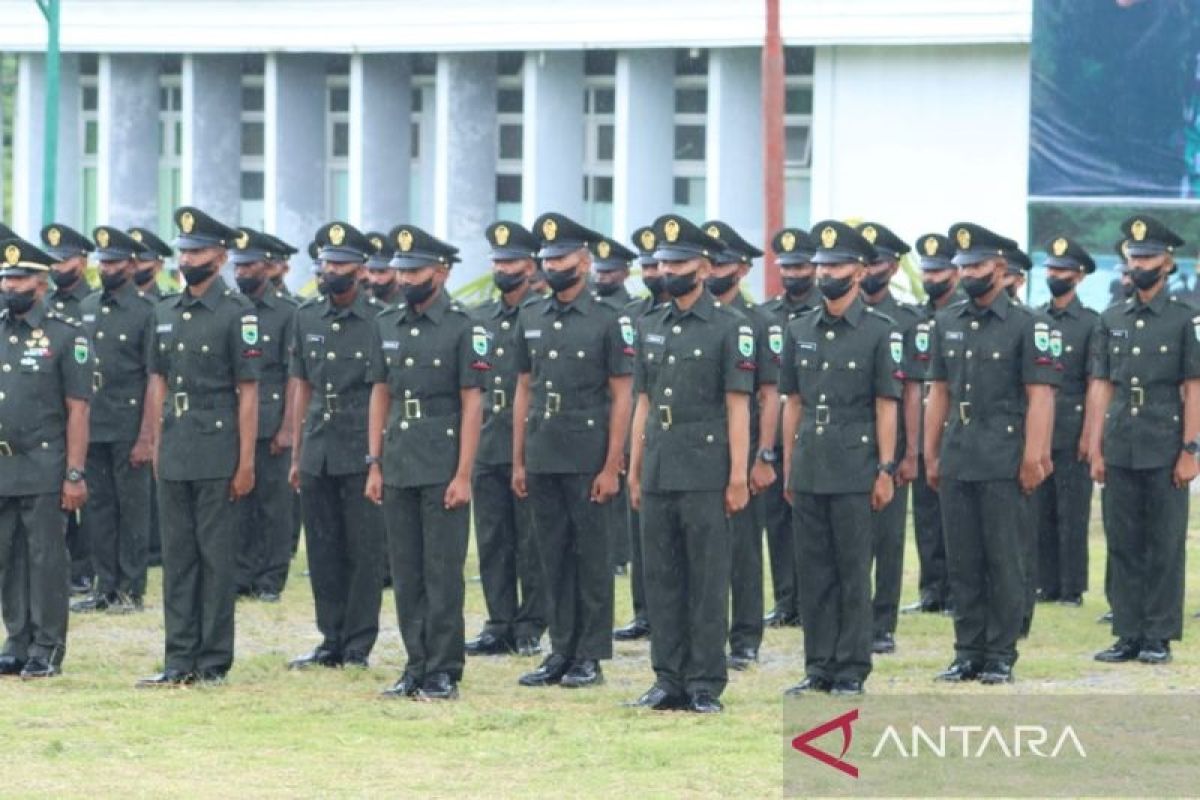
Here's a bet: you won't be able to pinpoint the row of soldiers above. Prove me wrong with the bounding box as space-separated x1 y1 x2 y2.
0 208 1194 711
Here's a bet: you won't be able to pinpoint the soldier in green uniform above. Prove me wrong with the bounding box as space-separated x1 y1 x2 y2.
40 224 94 595
511 212 632 690
902 233 959 614
700 219 778 671
261 234 298 297
362 232 402 307
924 223 1058 685
1035 237 1099 607
128 227 174 300
780 220 900 696
70 227 156 615
625 215 751 714
365 225 485 701
286 222 385 671
137 207 260 687
1004 248 1032 303
229 229 298 603
760 228 820 629
466 221 546 658
1091 215 1200 665
0 237 92 678
613 225 668 643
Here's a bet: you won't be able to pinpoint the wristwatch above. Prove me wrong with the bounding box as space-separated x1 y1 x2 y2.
1183 439 1200 457
757 448 778 464
877 461 897 476
364 455 382 467
65 467 86 483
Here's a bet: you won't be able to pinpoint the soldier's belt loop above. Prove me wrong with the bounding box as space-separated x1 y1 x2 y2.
546 392 562 414
92 371 103 391
1130 386 1145 407
958 401 971 425
814 405 830 425
492 389 507 409
324 393 339 413
173 392 189 417
0 441 11 457
657 405 673 430
404 398 422 420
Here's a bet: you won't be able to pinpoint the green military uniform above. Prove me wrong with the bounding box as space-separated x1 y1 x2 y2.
760 228 822 627
372 225 486 698
289 222 385 668
927 224 1061 683
468 221 546 656
780 221 901 694
1093 216 1200 664
514 213 631 689
1036 237 1099 605
75 227 156 611
0 237 93 676
230 229 298 600
633 216 753 710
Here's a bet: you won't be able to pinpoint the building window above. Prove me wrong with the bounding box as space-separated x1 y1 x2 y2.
582 51 615 233
784 47 815 228
673 48 708 221
79 56 99 231
495 53 523 220
157 58 183 239
239 58 265 230
0 54 15 221
327 68 350 221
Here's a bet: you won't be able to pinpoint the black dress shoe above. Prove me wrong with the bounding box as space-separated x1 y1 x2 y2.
934 660 981 682
901 598 944 614
560 659 603 688
71 592 117 613
613 564 627 576
342 651 369 668
1137 640 1172 664
136 669 195 688
613 618 651 641
784 676 832 695
380 673 420 698
1036 589 1060 603
625 685 687 710
465 630 514 656
518 654 570 687
871 632 896 655
515 637 542 657
256 590 281 603
1097 609 1113 624
1058 594 1083 607
419 672 459 700
0 655 25 676
69 576 93 596
979 662 1013 685
727 649 757 671
288 647 342 670
19 658 60 679
197 668 228 685
831 679 864 695
1094 638 1141 663
688 691 723 714
763 608 802 628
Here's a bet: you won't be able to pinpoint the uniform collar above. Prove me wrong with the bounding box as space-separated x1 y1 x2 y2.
819 295 866 328
1127 286 1169 316
53 279 90 301
784 288 819 311
174 275 229 311
665 289 715 322
545 286 596 316
1045 294 1083 319
728 292 751 312
251 288 283 310
401 288 451 324
490 289 535 318
960 289 1011 321
321 289 375 320
5 302 48 330
865 290 898 315
102 279 140 306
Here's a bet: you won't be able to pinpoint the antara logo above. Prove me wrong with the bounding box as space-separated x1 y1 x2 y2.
791 709 860 778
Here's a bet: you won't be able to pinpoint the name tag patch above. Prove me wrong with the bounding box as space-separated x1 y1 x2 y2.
382 340 400 351
645 333 665 345
524 329 542 339
945 331 964 341
306 333 325 344
156 323 173 333
796 341 817 351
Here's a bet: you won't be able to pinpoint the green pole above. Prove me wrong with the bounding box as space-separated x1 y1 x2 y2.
37 0 59 226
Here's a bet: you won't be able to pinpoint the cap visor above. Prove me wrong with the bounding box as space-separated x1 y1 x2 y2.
1123 242 1169 257
537 243 585 259
811 249 863 265
776 253 814 266
389 255 440 270
365 258 393 270
651 246 704 262
229 250 269 265
173 234 224 250
592 260 630 272
951 250 993 267
318 246 366 264
918 257 955 271
636 255 660 267
1043 256 1082 270
45 246 84 261
490 246 534 261
94 249 137 262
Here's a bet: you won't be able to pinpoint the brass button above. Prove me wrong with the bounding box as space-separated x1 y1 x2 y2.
272 393 280 401
992 351 1000 359
404 389 412 398
446 428 455 436
1130 376 1140 385
1075 404 1083 412
215 420 223 429
965 383 971 391
326 352 335 360
331 322 341 332
664 388 673 397
672 325 682 334
56 302 64 309
118 334 127 342
554 321 563 330
7 336 16 344
101 306 111 315
1135 319 1145 329
496 348 504 356
1065 345 1073 353
177 343 185 351
400 420 409 430
818 393 826 402
668 355 676 364
861 435 869 443
816 426 824 435
501 321 511 330
693 349 702 357
129 398 137 406
800 359 808 367
432 357 440 366
825 331 835 340
404 357 414 366
587 419 595 428
848 361 856 369
576 350 585 358
970 321 979 330
410 327 420 337
545 381 553 388
176 376 183 385
822 361 830 370
1131 346 1141 356
1131 408 1139 417
325 382 334 390
494 376 502 385
1006 425 1014 433
549 350 558 359
96 331 105 340
1160 345 1169 353
182 312 191 320
201 344 209 353
965 350 973 359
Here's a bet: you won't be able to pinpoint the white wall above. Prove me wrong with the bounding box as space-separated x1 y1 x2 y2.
809 43 1031 248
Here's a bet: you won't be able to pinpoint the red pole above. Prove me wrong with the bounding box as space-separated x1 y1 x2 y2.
762 0 785 297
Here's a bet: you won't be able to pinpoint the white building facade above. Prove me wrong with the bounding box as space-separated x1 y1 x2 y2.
0 0 1032 294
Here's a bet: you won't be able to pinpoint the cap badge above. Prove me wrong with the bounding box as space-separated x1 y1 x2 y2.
1052 237 1068 257
494 224 510 246
370 236 383 252
861 225 877 244
956 227 971 250
4 245 19 265
1131 219 1147 242
130 230 143 243
236 230 250 249
179 213 194 234
398 229 413 252
329 224 345 246
597 241 611 259
96 229 110 249
923 236 938 257
542 218 557 242
781 231 796 252
820 226 837 249
639 230 656 251
664 219 680 243
47 227 61 247
706 224 721 239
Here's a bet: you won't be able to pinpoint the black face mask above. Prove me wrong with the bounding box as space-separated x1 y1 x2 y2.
1 288 37 316
1130 267 1163 291
51 269 80 289
100 271 129 292
1006 284 1020 300
493 271 527 294
705 273 739 297
270 274 285 288
1046 276 1075 298
402 277 436 306
1121 280 1135 298
236 275 265 296
664 271 699 298
544 267 580 294
318 271 356 296
782 275 814 297
180 262 217 287
133 267 156 287
860 272 891 295
642 275 665 297
370 281 396 301
594 281 622 297
817 275 854 301
922 278 954 301
961 274 994 299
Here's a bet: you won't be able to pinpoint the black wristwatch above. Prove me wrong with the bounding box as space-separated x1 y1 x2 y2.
877 461 897 476
1184 439 1200 457
65 467 86 483
365 455 382 467
757 448 778 464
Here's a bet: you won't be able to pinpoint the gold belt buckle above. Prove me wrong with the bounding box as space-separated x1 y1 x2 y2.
958 401 971 425
658 405 673 430
324 393 339 413
173 392 189 417
546 392 562 414
492 389 507 409
1130 386 1145 407
815 405 830 425
0 442 11 457
404 398 422 420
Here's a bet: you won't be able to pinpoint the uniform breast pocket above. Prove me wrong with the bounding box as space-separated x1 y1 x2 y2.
1107 342 1129 380
978 349 1017 389
1144 343 1180 382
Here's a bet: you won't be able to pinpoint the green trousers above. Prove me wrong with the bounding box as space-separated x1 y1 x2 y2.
84 440 151 597
1036 449 1092 598
728 493 765 653
0 493 69 666
871 484 908 637
237 440 294 595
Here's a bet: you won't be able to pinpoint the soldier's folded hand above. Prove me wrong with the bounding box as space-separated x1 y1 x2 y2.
443 475 471 509
130 437 154 468
288 463 301 492
1173 450 1200 489
1089 454 1106 486
628 476 642 511
749 460 776 494
270 427 294 457
511 464 528 499
364 465 383 505
725 478 749 517
229 464 255 501
896 454 918 487
1018 456 1046 495
871 472 894 512
61 480 88 513
924 456 941 492
590 467 620 504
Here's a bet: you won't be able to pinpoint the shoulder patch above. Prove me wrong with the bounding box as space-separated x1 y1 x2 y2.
737 325 755 358
768 324 783 355
889 331 904 364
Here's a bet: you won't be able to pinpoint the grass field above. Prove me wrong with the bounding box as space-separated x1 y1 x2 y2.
3 496 1199 797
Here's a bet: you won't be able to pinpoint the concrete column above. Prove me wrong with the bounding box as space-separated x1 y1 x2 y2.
522 51 584 223
415 84 437 229
264 53 326 265
12 52 80 233
612 49 674 242
180 54 240 225
98 54 159 227
349 54 411 232
433 52 496 288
